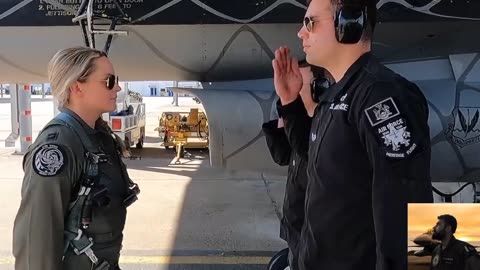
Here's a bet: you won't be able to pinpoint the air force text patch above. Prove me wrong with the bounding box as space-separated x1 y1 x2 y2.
33 144 66 177
377 118 417 158
364 97 400 126
379 119 410 151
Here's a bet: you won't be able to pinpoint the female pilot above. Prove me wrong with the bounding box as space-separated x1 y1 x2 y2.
13 46 139 270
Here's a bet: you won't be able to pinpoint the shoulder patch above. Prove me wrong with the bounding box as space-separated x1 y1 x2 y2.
32 144 67 177
376 118 417 159
465 245 477 254
432 254 440 267
47 132 59 140
364 97 400 126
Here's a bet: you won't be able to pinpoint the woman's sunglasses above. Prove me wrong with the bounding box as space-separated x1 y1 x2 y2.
104 74 119 90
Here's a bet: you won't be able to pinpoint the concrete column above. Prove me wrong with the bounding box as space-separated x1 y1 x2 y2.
173 81 178 106
17 84 32 154
5 84 19 147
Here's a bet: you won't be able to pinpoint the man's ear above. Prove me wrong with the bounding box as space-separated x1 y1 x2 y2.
445 225 452 233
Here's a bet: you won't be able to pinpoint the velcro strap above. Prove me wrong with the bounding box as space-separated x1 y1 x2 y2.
71 234 94 256
94 261 111 270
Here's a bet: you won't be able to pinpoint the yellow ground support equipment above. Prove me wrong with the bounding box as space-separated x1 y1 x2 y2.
155 108 209 162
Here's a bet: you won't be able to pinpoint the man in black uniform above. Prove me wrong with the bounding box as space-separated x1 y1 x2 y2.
431 215 478 270
263 61 325 269
271 0 433 269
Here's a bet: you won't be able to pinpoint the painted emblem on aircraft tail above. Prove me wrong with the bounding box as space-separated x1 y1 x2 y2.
446 107 480 148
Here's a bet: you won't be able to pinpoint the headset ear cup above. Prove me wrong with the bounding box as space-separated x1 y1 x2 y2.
334 10 341 43
310 82 317 103
311 77 330 103
335 7 366 44
363 6 368 29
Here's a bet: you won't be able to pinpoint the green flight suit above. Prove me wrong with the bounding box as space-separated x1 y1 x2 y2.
13 108 135 270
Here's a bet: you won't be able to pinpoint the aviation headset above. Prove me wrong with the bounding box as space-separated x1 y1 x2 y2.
334 1 368 44
311 76 331 103
298 2 369 102
299 60 332 103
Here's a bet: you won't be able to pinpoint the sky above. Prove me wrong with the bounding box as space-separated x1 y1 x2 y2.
408 204 480 244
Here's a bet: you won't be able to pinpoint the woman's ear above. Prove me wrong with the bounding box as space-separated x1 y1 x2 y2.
70 81 82 95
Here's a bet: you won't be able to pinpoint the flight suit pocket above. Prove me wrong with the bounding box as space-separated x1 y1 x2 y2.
311 110 334 167
92 231 114 243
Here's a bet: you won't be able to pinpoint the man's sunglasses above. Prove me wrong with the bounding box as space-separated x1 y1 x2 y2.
104 74 119 90
303 16 316 32
303 16 331 32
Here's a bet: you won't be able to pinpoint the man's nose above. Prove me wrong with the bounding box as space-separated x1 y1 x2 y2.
298 25 307 40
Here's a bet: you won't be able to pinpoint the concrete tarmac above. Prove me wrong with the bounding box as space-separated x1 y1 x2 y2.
0 96 288 269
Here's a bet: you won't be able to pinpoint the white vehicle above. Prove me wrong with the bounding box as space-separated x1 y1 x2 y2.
103 83 146 150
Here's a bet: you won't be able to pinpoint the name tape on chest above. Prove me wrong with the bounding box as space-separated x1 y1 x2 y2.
364 97 400 126
33 144 66 177
329 94 349 111
442 256 454 265
329 103 349 111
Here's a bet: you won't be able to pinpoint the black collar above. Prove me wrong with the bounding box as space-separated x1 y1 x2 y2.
442 236 458 252
58 107 99 135
325 52 372 102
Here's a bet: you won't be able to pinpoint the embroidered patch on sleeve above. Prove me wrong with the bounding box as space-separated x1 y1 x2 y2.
377 118 417 158
432 254 440 267
32 144 66 177
364 97 400 126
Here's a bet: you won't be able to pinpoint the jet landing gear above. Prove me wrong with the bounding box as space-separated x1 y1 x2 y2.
72 0 130 54
267 248 290 270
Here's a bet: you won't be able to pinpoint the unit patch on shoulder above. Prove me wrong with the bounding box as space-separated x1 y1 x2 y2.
364 97 400 126
432 254 440 267
33 144 66 177
379 119 410 151
377 118 417 158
